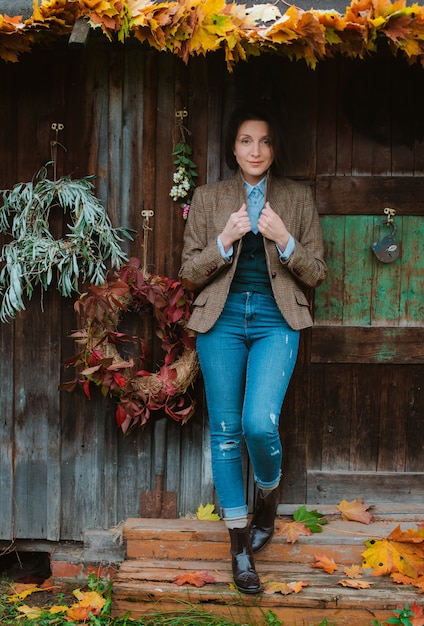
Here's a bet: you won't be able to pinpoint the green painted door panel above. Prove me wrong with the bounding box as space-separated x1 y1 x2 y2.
315 216 424 326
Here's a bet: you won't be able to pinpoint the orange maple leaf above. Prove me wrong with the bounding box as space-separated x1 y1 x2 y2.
275 520 312 544
362 525 424 578
343 564 364 579
174 570 215 587
337 579 372 589
337 499 373 524
391 572 424 590
263 579 309 595
312 554 339 574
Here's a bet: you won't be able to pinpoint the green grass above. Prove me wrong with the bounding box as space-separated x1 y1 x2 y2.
0 576 418 626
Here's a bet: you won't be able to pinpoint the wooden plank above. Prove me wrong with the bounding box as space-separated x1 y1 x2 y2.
307 470 424 503
321 365 353 471
391 61 416 175
281 61 317 179
305 363 326 476
124 517 408 564
316 58 338 176
405 366 424 473
140 50 158 272
153 54 176 277
377 366 408 472
206 54 225 184
343 215 373 324
112 600 397 626
0 317 14 540
107 47 124 230
311 326 424 364
314 216 345 324
370 215 403 324
334 57 354 175
316 175 424 215
399 217 424 325
350 58 392 176
281 333 310 503
113 513 424 624
0 61 15 541
348 365 381 471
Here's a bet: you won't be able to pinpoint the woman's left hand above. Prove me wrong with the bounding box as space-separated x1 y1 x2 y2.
258 202 291 250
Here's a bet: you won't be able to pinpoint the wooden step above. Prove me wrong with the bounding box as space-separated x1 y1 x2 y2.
112 506 424 626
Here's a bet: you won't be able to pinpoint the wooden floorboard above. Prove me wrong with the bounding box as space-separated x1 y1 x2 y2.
112 506 424 626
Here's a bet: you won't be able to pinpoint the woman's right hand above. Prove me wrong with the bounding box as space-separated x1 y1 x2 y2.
219 203 251 253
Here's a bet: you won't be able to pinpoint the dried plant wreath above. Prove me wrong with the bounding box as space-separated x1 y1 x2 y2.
60 257 199 433
0 164 132 322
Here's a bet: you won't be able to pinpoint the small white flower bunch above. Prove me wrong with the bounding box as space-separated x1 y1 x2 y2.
170 166 192 201
169 113 197 219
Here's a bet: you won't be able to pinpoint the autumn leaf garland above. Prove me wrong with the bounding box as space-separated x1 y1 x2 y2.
3 0 424 68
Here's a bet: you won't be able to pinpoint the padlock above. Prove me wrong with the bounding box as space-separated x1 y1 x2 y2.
371 219 400 263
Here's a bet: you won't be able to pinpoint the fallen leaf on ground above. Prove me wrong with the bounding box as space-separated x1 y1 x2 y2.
66 589 105 621
337 499 373 524
312 554 339 574
263 580 309 595
7 585 43 602
275 520 311 543
337 579 372 589
391 572 424 590
16 605 44 619
293 505 328 532
174 570 215 587
196 503 220 521
362 525 424 577
408 602 424 626
343 564 364 578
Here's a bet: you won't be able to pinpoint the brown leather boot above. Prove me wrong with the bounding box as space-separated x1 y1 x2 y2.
228 527 262 594
249 488 279 553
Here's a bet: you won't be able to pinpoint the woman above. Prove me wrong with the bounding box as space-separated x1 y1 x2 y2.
179 104 327 594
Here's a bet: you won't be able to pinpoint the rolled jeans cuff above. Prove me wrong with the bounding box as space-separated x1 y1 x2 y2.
254 470 281 492
221 505 248 521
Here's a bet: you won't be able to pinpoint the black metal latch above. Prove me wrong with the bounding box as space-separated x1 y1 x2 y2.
371 208 400 263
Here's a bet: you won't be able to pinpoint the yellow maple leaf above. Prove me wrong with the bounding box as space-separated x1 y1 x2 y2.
8 585 42 602
16 605 44 619
196 502 221 521
362 525 424 578
66 589 106 621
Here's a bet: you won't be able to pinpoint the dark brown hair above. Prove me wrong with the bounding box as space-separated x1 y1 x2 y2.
224 103 284 176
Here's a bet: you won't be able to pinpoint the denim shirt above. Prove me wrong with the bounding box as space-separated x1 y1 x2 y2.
218 175 295 260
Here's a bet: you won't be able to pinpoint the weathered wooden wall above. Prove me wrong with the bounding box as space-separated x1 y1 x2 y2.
0 39 423 542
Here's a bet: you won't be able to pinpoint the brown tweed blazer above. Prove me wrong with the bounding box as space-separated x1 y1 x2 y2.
179 171 327 333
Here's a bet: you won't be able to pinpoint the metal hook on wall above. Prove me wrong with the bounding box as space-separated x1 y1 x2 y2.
371 207 400 263
141 209 154 278
50 122 67 182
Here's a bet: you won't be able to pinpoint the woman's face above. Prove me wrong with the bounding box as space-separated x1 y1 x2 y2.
233 119 274 185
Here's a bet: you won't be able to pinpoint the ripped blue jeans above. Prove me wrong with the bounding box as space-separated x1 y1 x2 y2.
196 291 300 521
